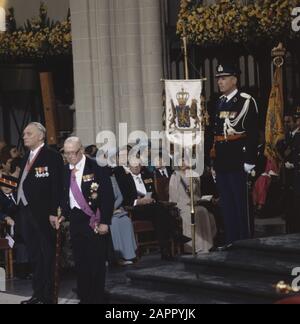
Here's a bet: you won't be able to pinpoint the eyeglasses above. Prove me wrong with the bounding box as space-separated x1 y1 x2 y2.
64 148 81 157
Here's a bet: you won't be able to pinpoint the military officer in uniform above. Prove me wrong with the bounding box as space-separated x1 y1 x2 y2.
211 64 259 247
17 123 64 304
62 137 114 304
285 107 300 233
277 109 300 232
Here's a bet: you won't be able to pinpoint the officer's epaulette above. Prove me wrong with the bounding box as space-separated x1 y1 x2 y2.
240 92 252 100
240 92 258 113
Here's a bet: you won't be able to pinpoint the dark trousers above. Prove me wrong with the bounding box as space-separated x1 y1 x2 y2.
216 171 251 245
19 204 55 303
70 208 107 304
132 203 173 250
287 193 300 234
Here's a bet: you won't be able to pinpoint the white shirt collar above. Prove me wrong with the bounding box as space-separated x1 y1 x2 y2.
70 155 86 171
292 128 300 137
31 143 45 155
130 171 142 179
221 89 238 102
123 166 130 174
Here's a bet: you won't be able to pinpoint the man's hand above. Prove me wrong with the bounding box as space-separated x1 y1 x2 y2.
96 224 109 236
5 217 15 227
136 197 155 206
49 215 65 230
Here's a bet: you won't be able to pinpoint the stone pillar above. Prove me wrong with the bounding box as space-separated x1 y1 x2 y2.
70 0 163 145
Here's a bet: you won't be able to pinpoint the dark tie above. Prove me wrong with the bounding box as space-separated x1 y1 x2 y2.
161 170 167 178
218 96 227 110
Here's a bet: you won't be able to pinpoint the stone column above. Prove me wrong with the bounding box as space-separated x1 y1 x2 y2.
70 0 163 145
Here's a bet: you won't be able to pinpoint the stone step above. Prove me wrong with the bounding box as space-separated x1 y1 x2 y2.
234 234 300 255
181 251 298 277
109 285 237 305
124 264 287 304
254 218 286 237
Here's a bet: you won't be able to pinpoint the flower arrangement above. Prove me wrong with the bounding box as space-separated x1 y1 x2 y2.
177 0 299 47
0 2 72 61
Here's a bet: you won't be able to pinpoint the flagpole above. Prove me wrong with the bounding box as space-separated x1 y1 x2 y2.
182 27 196 258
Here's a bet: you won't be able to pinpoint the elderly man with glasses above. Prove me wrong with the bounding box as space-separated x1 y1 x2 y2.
62 137 114 304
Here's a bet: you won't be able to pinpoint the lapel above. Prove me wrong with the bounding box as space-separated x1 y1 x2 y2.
127 173 138 198
81 158 96 200
19 151 30 179
31 145 46 169
65 165 72 192
141 172 154 192
20 145 46 181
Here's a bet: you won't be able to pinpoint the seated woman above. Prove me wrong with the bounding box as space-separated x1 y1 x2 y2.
110 173 137 265
169 164 217 254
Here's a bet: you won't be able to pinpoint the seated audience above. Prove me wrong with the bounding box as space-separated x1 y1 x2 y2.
110 172 137 265
0 174 30 279
153 155 173 179
169 163 217 254
115 158 175 260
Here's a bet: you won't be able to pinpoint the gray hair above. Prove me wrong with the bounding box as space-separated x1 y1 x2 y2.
27 122 46 140
64 136 83 148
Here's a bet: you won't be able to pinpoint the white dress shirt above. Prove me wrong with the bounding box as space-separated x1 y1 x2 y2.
159 168 169 178
6 193 16 205
292 128 300 138
29 143 45 162
130 172 147 206
69 155 86 210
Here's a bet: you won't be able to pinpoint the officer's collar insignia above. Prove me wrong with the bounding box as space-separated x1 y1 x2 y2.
233 97 238 103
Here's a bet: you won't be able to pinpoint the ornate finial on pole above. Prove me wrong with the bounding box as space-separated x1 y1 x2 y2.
272 43 286 67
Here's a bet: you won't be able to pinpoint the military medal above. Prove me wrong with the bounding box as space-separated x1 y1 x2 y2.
35 167 50 178
83 174 95 182
90 182 99 200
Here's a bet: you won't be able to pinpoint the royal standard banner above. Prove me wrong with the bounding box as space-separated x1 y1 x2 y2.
165 80 204 146
164 80 204 177
265 67 285 169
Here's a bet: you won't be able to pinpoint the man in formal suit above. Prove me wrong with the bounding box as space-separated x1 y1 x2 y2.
211 63 259 247
0 175 31 279
284 107 300 233
0 175 17 227
115 158 174 260
17 122 64 304
62 137 114 304
153 155 173 179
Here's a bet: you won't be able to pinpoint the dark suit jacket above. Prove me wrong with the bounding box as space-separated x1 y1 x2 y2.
154 167 173 179
115 168 156 207
0 191 18 221
63 157 114 226
19 145 64 226
0 192 11 221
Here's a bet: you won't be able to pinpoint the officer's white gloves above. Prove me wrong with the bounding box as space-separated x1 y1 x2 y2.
244 163 255 174
285 162 295 170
